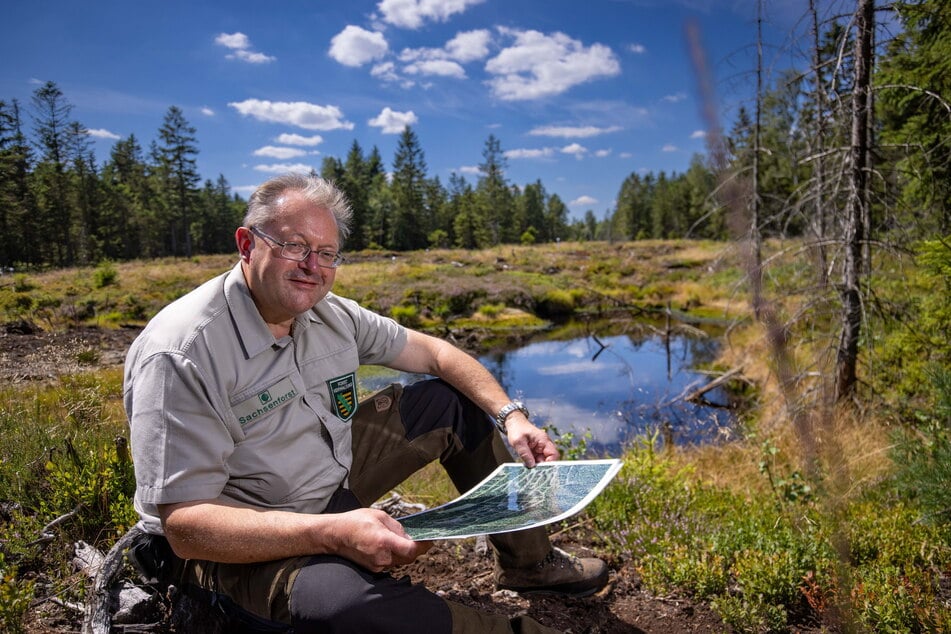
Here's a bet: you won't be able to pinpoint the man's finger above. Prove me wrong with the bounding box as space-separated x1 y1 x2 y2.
515 442 537 468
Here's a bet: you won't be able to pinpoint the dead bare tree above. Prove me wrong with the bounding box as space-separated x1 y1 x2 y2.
836 0 875 402
808 0 831 285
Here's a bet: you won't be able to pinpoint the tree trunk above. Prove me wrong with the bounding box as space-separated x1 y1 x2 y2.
836 0 874 402
808 0 829 286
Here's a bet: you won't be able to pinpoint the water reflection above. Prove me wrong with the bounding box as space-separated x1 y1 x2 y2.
481 332 735 456
357 328 736 457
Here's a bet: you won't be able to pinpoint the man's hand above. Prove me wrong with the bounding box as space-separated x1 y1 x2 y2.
159 500 430 570
505 416 559 468
326 508 432 572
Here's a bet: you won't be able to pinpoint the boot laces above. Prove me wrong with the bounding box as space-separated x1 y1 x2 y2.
537 547 580 570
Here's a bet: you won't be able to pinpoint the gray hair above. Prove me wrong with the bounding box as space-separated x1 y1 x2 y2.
243 173 353 243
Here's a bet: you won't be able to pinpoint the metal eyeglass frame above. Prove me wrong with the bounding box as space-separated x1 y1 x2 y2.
249 226 345 269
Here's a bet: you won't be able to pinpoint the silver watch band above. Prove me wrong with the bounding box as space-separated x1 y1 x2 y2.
494 400 529 433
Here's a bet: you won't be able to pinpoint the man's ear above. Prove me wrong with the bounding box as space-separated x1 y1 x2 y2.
236 227 253 262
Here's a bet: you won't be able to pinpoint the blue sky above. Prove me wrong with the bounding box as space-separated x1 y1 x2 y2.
2 0 808 220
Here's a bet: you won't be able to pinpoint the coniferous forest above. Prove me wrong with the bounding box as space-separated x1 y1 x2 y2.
1 1 949 270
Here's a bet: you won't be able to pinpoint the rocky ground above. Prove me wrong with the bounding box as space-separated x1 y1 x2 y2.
6 323 739 633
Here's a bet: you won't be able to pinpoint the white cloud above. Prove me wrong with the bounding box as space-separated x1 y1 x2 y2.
394 29 490 80
570 195 598 207
690 129 707 139
254 146 308 159
377 0 486 29
276 133 324 146
529 125 621 139
619 151 633 159
486 28 621 101
505 147 555 160
329 26 388 67
368 107 418 133
561 143 587 157
371 61 401 82
629 43 646 54
662 144 679 152
404 59 465 78
215 32 250 49
215 32 276 64
594 149 612 157
253 163 317 174
445 29 492 62
662 92 687 103
229 99 354 131
458 165 481 175
86 128 120 140
201 107 215 116
233 50 277 64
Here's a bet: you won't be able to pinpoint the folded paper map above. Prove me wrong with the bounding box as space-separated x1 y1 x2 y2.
398 459 622 540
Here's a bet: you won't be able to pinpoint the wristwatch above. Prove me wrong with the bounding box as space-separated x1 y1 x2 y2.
494 400 530 433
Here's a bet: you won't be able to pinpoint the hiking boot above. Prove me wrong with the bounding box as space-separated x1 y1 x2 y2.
495 547 609 597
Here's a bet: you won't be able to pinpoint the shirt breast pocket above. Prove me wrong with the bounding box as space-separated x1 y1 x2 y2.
231 375 301 431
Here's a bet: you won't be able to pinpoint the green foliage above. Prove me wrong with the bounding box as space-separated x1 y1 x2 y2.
851 564 951 633
390 304 421 327
476 302 505 319
713 593 789 633
872 238 951 415
592 428 951 632
41 437 138 539
758 438 814 506
535 288 576 317
428 228 449 248
0 554 35 634
92 259 118 288
520 226 537 245
11 274 35 293
543 424 592 460
891 367 951 542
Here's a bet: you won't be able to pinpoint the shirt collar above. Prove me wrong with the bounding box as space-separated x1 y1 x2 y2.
223 261 283 358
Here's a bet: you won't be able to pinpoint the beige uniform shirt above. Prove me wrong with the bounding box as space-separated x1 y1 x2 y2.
124 262 407 534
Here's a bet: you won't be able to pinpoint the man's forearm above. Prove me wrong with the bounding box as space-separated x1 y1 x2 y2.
158 499 428 571
159 500 330 563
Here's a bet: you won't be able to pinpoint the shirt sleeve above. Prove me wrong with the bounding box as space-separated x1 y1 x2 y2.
126 350 234 506
325 294 408 366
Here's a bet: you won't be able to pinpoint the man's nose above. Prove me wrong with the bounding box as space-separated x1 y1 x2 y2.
299 251 323 272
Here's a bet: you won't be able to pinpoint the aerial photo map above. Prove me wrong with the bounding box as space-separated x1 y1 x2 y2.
398 459 622 540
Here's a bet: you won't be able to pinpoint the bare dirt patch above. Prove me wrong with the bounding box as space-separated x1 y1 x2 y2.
0 322 140 381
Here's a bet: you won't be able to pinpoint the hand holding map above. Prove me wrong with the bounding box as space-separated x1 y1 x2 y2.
397 459 622 540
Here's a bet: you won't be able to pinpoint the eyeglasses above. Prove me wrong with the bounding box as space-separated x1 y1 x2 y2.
249 226 345 269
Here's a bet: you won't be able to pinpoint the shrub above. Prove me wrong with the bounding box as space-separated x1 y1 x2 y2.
891 364 951 543
390 304 421 327
535 289 576 317
12 274 35 293
0 554 35 634
41 436 138 541
93 260 118 289
477 302 505 319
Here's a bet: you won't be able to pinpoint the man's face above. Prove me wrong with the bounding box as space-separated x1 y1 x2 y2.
238 191 340 332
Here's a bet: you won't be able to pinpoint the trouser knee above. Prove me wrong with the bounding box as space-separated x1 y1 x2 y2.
289 555 451 633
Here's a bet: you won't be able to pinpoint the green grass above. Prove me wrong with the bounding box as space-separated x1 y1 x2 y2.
1 239 949 631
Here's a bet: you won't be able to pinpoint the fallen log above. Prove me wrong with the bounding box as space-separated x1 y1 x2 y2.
679 366 749 407
80 526 153 634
